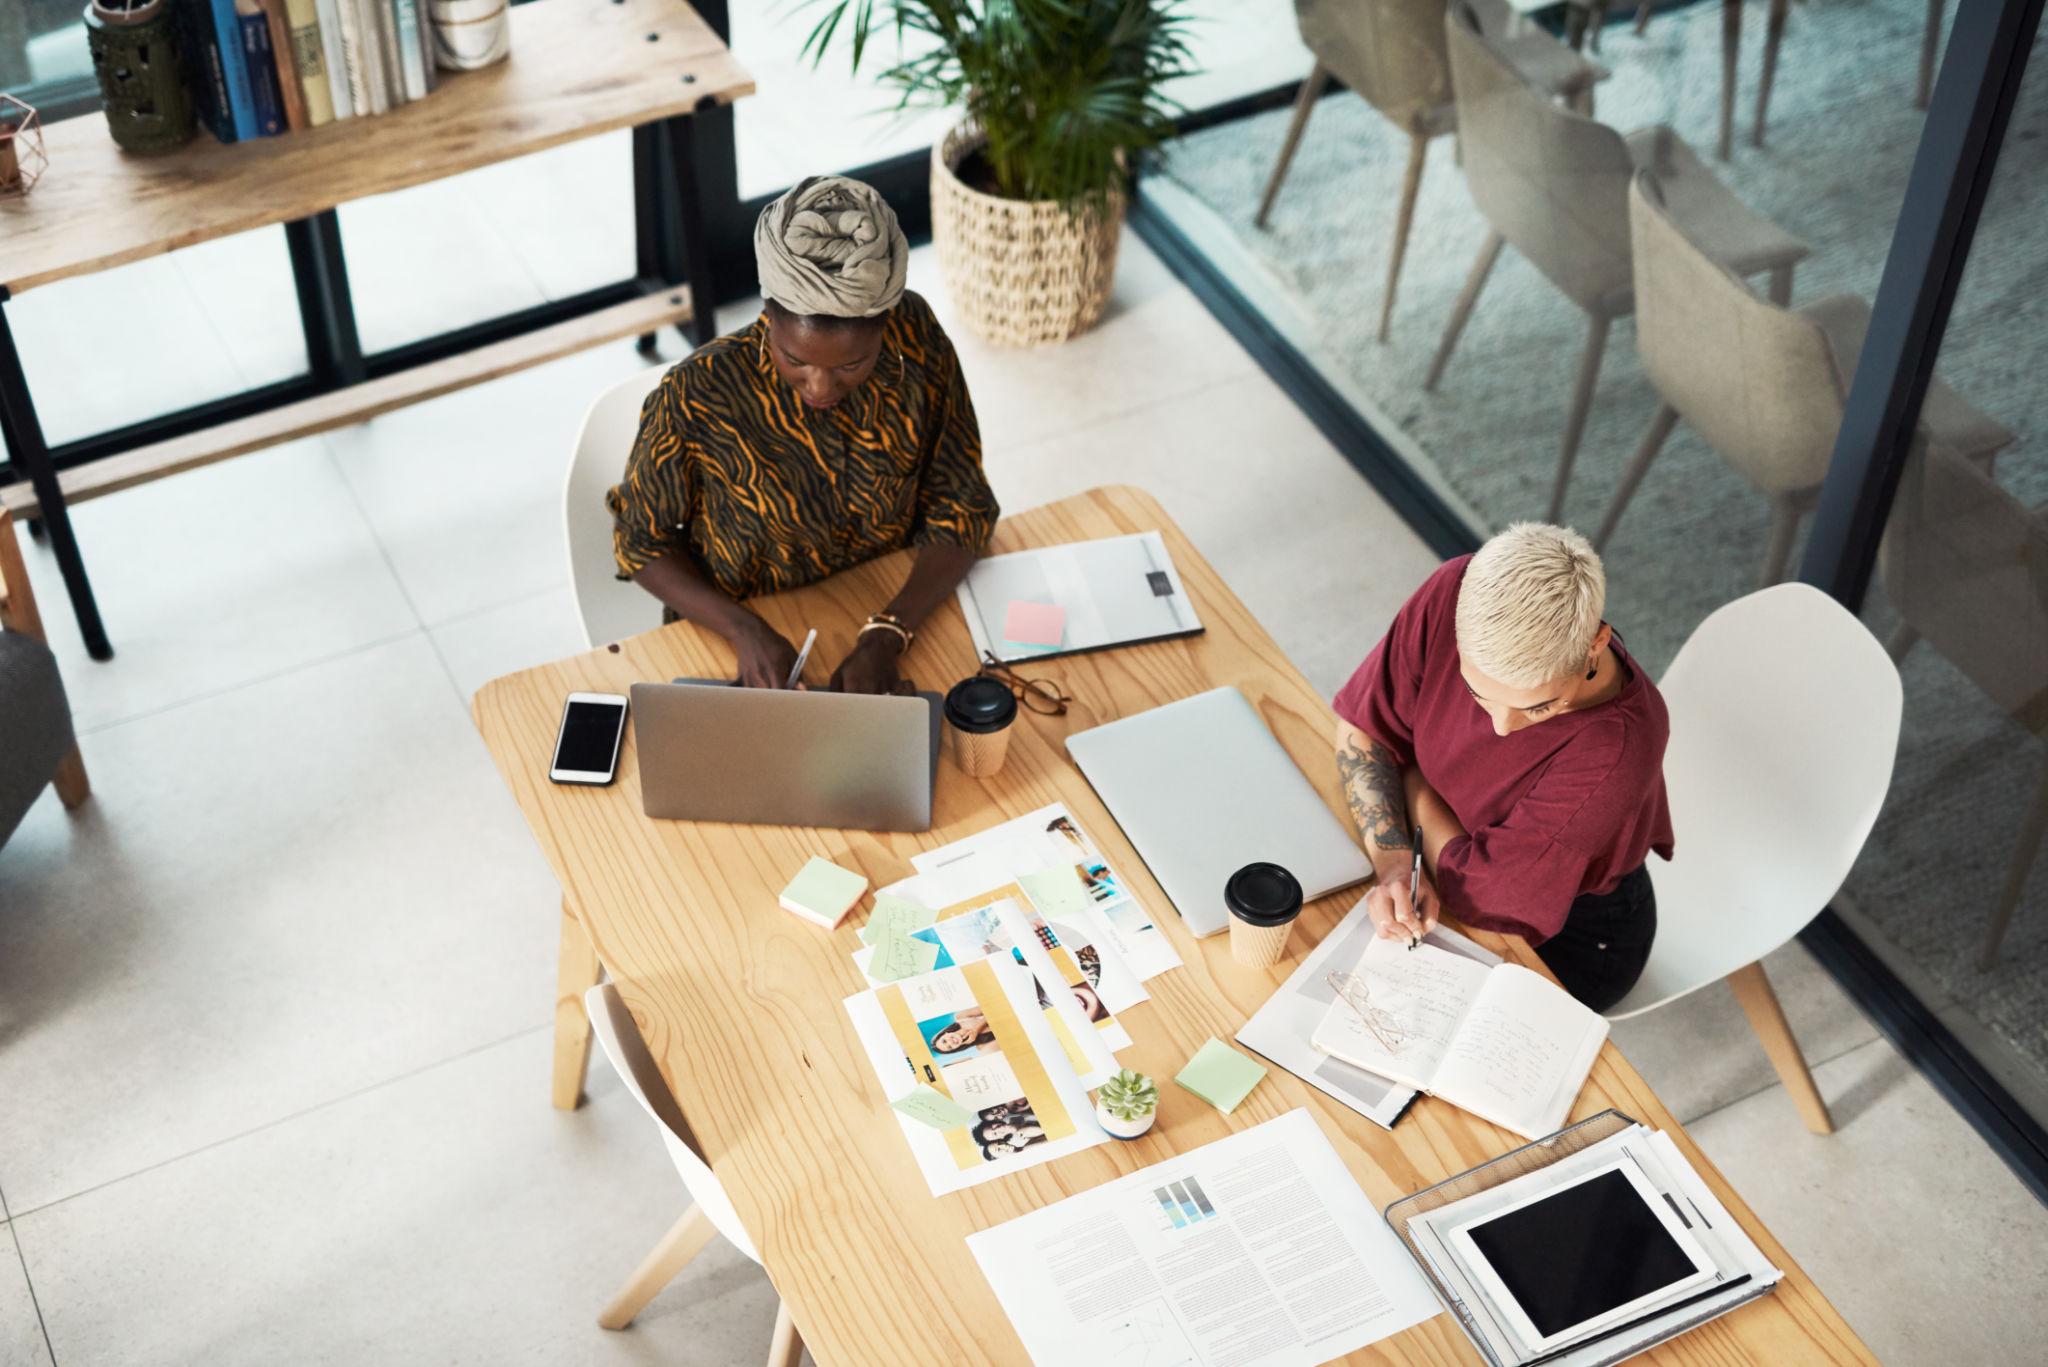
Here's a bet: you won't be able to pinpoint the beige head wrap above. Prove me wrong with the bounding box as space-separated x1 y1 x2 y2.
753 175 909 319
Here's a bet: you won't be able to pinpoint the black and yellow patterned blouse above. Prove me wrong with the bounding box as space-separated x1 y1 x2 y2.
607 291 999 600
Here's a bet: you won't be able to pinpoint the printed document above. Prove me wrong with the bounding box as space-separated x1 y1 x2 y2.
967 1109 1440 1366
1236 895 1499 1130
846 956 1108 1196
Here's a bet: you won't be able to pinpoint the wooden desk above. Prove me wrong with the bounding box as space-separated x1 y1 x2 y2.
472 485 1874 1366
0 0 751 661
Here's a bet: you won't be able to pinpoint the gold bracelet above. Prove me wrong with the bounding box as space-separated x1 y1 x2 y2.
859 614 914 654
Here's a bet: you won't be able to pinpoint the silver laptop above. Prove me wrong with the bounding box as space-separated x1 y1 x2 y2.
1065 687 1373 936
631 682 941 831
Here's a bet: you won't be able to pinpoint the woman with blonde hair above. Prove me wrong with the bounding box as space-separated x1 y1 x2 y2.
1331 524 1673 1009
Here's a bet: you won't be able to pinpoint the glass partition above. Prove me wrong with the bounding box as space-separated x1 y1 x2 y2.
1838 19 2048 1123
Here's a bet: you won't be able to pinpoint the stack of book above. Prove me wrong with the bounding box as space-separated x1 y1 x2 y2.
176 0 449 144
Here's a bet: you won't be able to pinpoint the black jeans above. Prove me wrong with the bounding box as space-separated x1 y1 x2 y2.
1536 865 1657 1013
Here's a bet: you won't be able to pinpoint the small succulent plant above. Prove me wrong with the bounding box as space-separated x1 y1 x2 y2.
1099 1069 1158 1122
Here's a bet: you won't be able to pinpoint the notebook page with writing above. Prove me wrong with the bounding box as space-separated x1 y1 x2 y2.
1431 965 1609 1139
1311 937 1493 1089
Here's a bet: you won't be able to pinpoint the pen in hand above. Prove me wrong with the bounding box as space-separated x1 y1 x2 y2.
786 628 817 689
1406 824 1423 951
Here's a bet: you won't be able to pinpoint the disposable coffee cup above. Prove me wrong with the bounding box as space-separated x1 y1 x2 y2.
944 677 1018 777
1225 862 1303 969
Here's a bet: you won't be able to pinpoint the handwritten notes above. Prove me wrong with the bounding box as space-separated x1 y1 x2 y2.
869 932 940 983
891 1085 976 1130
861 892 938 944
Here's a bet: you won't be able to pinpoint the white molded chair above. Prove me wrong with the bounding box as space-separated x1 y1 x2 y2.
1607 584 1903 1136
564 367 669 649
584 983 803 1364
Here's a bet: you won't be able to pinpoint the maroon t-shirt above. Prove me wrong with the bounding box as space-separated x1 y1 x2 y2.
1333 557 1675 944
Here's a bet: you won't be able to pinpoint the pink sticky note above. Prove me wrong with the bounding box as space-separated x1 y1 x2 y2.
1003 600 1066 648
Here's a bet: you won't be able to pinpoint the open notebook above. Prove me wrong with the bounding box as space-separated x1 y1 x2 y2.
1312 938 1607 1140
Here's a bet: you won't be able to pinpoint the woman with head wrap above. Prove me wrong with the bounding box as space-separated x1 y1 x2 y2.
607 175 999 692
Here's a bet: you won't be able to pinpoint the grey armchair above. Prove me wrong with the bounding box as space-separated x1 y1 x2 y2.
1595 170 2013 587
1 507 89 848
1428 5 1809 525
1257 0 1606 341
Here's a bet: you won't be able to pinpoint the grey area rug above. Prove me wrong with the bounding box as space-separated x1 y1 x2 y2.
1161 0 2048 1095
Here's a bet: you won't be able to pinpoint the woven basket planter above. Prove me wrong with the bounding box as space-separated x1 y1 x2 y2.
930 124 1125 348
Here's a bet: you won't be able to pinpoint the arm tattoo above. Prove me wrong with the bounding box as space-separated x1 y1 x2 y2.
1336 734 1412 856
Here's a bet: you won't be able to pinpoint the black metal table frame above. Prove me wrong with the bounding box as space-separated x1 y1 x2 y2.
0 105 728 662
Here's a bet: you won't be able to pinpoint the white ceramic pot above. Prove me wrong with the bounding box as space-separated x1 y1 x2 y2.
428 0 511 71
1096 1098 1156 1141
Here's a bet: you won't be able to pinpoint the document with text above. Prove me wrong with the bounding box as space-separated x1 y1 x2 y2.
966 1108 1439 1367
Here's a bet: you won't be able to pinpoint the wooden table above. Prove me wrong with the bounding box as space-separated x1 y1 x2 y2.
472 485 1875 1366
0 0 751 661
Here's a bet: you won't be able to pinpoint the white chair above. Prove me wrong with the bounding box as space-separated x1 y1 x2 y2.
1607 584 1903 1136
564 367 669 649
584 983 803 1364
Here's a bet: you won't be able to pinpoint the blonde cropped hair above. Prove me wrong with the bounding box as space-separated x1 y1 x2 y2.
1455 523 1607 688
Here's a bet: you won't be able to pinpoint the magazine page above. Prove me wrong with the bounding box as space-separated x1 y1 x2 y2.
844 956 1107 1196
910 801 1183 981
854 885 1123 1088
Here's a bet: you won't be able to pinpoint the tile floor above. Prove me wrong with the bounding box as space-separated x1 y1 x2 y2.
2 26 2045 1360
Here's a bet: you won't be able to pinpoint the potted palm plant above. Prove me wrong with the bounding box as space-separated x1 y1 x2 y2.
803 0 1195 347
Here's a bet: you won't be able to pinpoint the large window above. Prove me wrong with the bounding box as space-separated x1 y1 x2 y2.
2 0 96 114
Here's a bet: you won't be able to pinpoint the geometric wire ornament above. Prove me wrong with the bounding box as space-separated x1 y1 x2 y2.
0 95 48 197
1326 969 1411 1055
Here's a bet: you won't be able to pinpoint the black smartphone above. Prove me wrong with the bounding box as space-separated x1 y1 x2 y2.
549 692 628 786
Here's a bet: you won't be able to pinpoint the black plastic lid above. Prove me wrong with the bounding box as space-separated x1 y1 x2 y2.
944 676 1017 733
1224 863 1303 926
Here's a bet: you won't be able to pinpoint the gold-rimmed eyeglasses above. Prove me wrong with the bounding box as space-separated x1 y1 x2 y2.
977 652 1072 716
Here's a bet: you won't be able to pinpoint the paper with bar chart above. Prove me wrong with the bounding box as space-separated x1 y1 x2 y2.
967 1109 1440 1366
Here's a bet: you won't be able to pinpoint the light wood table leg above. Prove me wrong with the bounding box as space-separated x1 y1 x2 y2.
1549 313 1612 523
767 1299 804 1367
53 744 90 808
1727 961 1834 1134
597 1207 717 1330
554 897 602 1111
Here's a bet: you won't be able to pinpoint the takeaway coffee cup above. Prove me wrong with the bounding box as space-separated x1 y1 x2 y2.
944 677 1018 777
1225 862 1304 969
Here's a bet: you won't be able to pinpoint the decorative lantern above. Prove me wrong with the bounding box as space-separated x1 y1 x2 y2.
0 96 48 197
84 0 197 156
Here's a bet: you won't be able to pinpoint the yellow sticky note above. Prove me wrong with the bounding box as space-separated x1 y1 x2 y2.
891 1085 975 1130
861 892 938 945
869 932 940 983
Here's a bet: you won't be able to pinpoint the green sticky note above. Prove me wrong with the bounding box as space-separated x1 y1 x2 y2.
1018 866 1094 920
860 892 938 944
778 856 868 929
1175 1038 1267 1115
891 1085 976 1130
868 932 940 983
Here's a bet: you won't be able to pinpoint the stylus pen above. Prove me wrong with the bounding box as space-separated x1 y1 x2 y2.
787 628 817 689
1407 824 1424 950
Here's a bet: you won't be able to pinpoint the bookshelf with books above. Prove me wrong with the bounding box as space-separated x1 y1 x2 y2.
177 0 448 142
